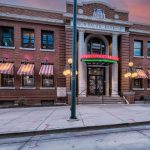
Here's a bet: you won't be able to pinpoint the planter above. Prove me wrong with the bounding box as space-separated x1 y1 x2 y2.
123 91 135 104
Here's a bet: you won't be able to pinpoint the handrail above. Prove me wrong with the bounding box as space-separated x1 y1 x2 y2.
123 96 130 104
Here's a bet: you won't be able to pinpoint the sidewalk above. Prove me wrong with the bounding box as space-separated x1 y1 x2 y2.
0 104 150 136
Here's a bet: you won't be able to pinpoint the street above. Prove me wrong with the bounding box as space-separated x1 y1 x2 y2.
1 125 150 150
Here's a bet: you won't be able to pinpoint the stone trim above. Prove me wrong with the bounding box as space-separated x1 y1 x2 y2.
0 3 64 14
19 47 36 51
40 49 55 52
0 87 15 90
0 46 15 50
0 13 64 25
129 29 150 35
133 88 145 91
20 87 36 90
64 13 132 26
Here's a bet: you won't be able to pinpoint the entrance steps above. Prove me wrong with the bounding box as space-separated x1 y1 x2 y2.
78 96 126 104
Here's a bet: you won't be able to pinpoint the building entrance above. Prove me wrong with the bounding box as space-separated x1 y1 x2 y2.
87 67 105 96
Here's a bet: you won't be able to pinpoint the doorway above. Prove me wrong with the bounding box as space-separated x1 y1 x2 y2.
87 67 105 96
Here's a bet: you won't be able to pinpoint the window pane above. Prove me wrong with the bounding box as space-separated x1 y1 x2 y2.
147 42 150 57
22 75 34 87
1 27 13 47
134 49 141 56
1 74 14 87
22 29 34 48
148 79 150 88
134 79 142 88
42 76 54 87
134 41 141 49
42 31 54 49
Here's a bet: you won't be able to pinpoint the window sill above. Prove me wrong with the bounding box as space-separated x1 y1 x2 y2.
147 57 150 59
133 56 144 58
147 88 150 90
133 88 144 91
0 46 15 49
40 49 55 52
20 47 35 51
20 87 36 90
40 87 55 90
0 87 15 90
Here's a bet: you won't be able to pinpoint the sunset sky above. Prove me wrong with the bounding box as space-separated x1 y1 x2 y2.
0 0 150 24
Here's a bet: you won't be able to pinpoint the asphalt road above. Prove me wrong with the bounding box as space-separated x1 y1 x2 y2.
1 125 150 150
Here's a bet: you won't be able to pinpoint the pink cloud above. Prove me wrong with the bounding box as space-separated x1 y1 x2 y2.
0 0 150 24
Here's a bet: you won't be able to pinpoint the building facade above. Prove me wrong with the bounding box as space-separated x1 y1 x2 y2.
0 0 150 106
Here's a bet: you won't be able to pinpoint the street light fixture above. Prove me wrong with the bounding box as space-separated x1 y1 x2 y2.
124 62 137 91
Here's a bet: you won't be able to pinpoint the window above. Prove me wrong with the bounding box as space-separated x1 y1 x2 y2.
148 79 150 88
42 76 54 87
0 74 14 87
22 29 34 48
147 42 150 57
41 30 54 49
22 75 35 87
134 79 143 88
0 26 14 47
87 38 106 54
134 40 143 56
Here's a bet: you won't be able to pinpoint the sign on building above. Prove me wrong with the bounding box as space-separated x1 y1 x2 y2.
93 9 105 19
57 87 67 97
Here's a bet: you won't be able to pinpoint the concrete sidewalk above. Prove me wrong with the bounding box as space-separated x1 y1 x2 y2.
0 104 150 136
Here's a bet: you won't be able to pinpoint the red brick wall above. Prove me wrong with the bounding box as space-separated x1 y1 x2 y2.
0 19 66 105
120 34 130 94
130 34 150 100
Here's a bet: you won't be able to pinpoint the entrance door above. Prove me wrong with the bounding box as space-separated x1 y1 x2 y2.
88 67 105 96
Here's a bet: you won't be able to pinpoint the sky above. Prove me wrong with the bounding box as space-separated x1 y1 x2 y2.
0 0 150 24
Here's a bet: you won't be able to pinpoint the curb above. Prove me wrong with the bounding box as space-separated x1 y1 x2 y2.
1 121 150 139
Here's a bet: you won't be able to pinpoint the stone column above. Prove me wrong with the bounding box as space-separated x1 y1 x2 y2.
78 30 87 97
112 33 119 96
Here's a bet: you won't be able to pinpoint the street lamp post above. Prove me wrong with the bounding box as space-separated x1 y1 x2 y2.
71 0 77 119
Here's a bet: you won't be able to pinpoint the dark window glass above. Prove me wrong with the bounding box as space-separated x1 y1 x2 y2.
22 29 34 48
134 40 143 56
147 42 150 57
42 76 54 87
22 75 35 87
1 74 14 87
87 38 106 54
148 79 150 88
41 31 54 49
0 27 14 47
134 79 143 88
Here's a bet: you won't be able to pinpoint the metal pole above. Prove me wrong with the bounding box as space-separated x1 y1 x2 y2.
70 0 77 119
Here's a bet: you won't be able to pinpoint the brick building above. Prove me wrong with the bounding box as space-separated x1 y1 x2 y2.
0 0 150 106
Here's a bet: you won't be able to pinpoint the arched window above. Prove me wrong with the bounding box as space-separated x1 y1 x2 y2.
87 38 106 54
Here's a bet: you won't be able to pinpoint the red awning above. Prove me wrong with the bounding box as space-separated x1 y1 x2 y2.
17 64 34 76
39 65 53 76
0 63 14 75
136 69 148 79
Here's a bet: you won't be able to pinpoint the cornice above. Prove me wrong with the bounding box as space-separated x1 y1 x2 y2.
0 3 64 14
63 13 133 26
129 29 150 35
0 13 64 25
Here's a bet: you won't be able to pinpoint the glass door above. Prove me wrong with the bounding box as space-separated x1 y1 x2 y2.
88 67 105 96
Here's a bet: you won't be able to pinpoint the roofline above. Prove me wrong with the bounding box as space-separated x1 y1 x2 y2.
0 2 65 14
131 21 150 28
66 0 129 14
